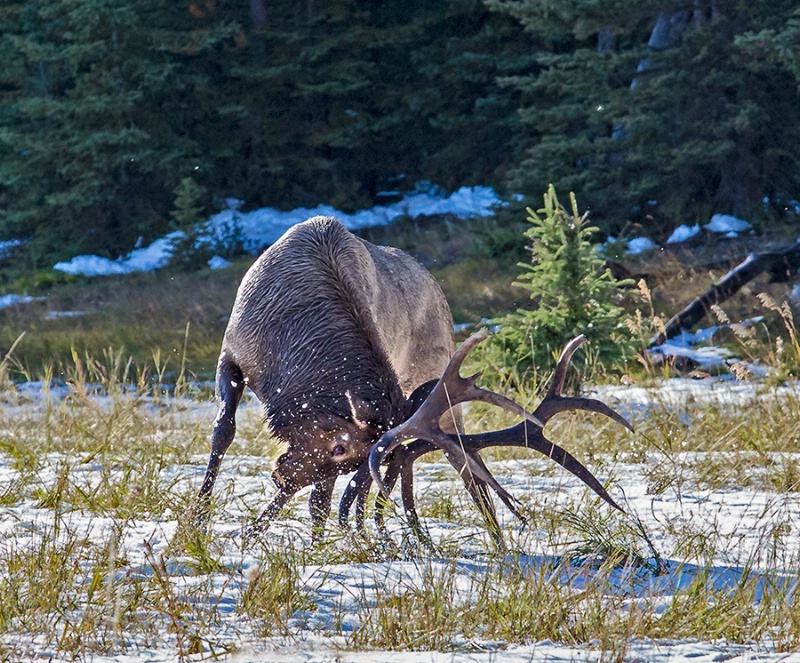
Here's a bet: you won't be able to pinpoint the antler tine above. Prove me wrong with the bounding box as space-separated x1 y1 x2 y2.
395 440 521 539
549 335 588 396
368 328 544 497
379 420 624 520
338 447 408 531
370 423 521 510
537 395 633 433
340 447 418 532
373 445 409 534
440 327 491 381
338 461 372 529
444 329 543 427
458 422 624 512
463 449 525 522
402 328 543 432
340 438 523 536
533 335 633 433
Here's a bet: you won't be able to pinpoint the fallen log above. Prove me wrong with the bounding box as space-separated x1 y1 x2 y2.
650 242 800 347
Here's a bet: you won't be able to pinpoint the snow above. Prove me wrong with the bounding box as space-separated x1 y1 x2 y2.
627 212 752 252
607 214 752 254
647 317 766 372
666 224 700 244
53 185 505 277
0 239 23 259
0 293 36 309
5 378 800 662
44 310 86 320
626 236 658 254
705 213 752 236
1 183 796 660
208 255 232 270
20 183 770 285
53 234 178 276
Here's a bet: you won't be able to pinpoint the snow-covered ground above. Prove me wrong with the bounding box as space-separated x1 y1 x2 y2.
3 378 800 662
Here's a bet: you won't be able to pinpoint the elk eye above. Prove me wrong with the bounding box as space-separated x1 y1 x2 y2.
332 444 346 457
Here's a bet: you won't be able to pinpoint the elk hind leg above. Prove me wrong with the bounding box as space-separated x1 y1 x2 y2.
197 353 245 528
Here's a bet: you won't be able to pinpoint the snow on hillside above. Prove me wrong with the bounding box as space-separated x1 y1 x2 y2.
53 185 505 277
51 186 756 278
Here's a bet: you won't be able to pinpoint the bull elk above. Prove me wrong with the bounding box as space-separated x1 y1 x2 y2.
197 215 631 541
198 215 461 537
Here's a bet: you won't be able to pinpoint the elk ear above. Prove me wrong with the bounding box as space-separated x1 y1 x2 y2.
406 379 438 416
345 390 380 429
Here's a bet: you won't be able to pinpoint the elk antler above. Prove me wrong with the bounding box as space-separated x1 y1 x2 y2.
367 329 543 502
339 329 632 535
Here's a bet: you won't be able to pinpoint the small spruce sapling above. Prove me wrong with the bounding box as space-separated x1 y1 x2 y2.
485 185 635 387
167 177 213 271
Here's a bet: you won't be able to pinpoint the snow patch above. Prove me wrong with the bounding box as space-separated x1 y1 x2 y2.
208 255 232 270
705 213 752 235
44 310 86 320
626 237 658 255
667 224 701 244
0 239 24 259
648 317 766 372
0 293 37 309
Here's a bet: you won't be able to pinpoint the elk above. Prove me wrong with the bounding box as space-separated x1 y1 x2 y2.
198 215 470 537
198 215 631 541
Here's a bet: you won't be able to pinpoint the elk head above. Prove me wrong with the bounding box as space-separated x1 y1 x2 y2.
242 386 411 540
271 392 401 493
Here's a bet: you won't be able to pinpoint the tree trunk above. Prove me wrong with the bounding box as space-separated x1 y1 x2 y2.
650 244 800 346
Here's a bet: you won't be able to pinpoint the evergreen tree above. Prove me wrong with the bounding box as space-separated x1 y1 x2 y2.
491 0 800 236
0 0 237 260
203 0 538 212
167 176 213 271
486 186 635 386
0 0 538 264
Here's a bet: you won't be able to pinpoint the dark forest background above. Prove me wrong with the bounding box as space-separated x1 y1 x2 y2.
2 0 799 268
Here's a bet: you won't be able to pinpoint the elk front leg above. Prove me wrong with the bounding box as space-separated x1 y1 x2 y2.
372 447 408 536
309 476 337 543
244 487 296 543
197 354 244 530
